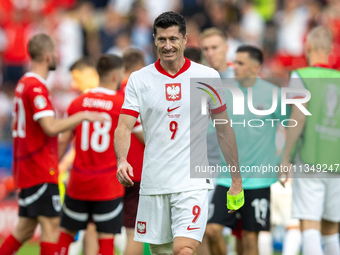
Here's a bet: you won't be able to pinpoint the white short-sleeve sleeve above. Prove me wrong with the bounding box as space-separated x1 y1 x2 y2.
208 70 227 114
288 71 307 99
121 74 140 118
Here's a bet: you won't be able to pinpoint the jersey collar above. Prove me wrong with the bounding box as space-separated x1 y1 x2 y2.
155 57 191 79
25 72 47 85
90 87 116 95
312 63 333 69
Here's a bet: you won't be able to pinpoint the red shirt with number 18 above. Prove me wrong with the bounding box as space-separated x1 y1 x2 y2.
66 87 125 201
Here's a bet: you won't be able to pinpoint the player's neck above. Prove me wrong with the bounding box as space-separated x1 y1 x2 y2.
124 72 133 80
99 82 117 92
160 57 186 76
30 63 49 81
239 78 257 88
217 61 228 73
308 52 329 67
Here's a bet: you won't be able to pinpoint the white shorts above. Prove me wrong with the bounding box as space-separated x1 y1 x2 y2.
271 181 299 227
134 189 209 244
292 171 340 222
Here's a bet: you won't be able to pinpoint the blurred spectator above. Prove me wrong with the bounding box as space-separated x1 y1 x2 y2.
130 4 154 64
142 0 181 24
225 25 242 62
0 90 12 140
239 0 265 47
69 57 99 92
74 1 100 59
184 47 202 63
107 31 132 56
100 9 126 54
1 10 32 89
205 2 229 30
253 0 277 21
275 0 309 56
185 19 201 48
55 9 83 70
108 0 135 16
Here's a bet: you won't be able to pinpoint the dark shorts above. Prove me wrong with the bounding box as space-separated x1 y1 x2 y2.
61 195 123 234
208 185 271 232
19 183 61 218
123 182 140 228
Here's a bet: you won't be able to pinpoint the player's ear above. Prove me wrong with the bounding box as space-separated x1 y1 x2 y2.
45 52 52 64
183 33 188 46
153 34 157 46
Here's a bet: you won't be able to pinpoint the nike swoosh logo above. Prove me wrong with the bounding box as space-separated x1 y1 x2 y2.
187 226 200 231
167 106 180 112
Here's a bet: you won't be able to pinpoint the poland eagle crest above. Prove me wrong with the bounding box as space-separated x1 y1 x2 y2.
137 221 146 234
165 83 181 101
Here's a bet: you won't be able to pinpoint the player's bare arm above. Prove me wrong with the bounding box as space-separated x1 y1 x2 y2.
38 111 107 137
114 113 138 187
212 110 243 212
58 130 73 161
280 103 307 187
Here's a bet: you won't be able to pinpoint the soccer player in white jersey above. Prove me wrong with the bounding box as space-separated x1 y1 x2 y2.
114 11 243 255
281 26 340 255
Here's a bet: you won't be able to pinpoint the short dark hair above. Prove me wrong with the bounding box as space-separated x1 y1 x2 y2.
70 57 96 72
153 11 186 37
236 45 263 65
96 54 123 78
122 49 145 72
184 47 202 63
28 33 55 61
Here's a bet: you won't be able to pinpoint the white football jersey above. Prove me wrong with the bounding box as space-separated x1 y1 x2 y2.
122 58 226 195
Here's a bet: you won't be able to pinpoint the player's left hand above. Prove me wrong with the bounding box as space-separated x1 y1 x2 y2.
117 159 134 187
227 181 244 213
227 189 244 213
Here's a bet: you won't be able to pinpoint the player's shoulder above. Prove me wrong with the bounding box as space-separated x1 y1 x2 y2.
189 61 219 76
129 63 156 79
19 72 48 94
81 87 124 105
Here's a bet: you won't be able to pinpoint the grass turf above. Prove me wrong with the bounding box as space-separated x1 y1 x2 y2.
16 242 286 255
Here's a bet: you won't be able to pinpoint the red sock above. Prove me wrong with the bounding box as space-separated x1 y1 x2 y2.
0 234 22 255
98 238 114 255
57 232 74 255
40 242 58 255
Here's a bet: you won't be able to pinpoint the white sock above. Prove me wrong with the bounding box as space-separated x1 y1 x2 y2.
258 231 273 255
302 229 323 255
322 233 340 255
282 228 301 255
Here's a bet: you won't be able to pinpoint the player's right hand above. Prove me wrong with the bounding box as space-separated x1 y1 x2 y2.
117 159 134 187
279 160 291 187
83 111 109 122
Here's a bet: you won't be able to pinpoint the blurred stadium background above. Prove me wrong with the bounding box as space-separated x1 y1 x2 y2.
0 0 338 254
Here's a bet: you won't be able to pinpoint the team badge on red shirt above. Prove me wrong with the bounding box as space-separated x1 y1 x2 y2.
34 95 47 109
165 83 181 101
137 221 146 234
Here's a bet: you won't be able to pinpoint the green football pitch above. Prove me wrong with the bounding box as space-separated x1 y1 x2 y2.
16 242 285 255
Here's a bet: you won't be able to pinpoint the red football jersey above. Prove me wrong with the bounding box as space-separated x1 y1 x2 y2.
119 79 144 182
66 87 125 201
13 72 59 189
